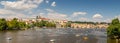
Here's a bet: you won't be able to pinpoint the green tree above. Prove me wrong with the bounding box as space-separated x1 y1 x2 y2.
0 18 7 30
34 20 47 27
65 22 71 27
7 18 20 30
34 20 56 28
46 22 56 27
18 21 27 29
107 18 120 39
111 18 120 25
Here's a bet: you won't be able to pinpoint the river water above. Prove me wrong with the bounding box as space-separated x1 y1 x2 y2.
0 28 107 43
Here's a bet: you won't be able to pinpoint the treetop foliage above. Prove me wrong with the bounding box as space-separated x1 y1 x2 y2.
107 18 120 39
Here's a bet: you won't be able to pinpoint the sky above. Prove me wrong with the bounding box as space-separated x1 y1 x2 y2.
0 0 120 22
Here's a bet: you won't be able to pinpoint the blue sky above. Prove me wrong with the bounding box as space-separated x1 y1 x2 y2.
0 0 120 22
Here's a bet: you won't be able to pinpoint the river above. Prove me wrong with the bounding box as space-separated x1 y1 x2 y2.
0 28 107 43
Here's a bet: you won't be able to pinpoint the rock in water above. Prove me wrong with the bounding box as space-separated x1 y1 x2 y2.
7 37 12 40
83 36 88 40
75 34 80 37
50 39 55 42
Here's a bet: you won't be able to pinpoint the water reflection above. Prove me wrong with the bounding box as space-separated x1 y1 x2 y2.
0 29 107 43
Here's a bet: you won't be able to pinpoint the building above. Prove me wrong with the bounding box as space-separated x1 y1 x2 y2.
71 23 109 29
36 16 50 22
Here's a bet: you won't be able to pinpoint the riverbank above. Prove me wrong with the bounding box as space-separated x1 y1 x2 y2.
107 38 120 43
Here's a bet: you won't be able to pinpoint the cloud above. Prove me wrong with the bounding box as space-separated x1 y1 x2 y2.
8 14 26 18
51 1 56 7
45 0 49 3
118 15 120 19
0 0 43 10
45 9 67 20
0 0 44 18
93 13 103 19
72 12 87 17
47 13 67 20
79 17 88 21
115 15 120 20
0 9 27 18
0 9 18 15
103 18 112 23
46 9 54 12
39 13 45 15
37 13 45 17
0 9 22 15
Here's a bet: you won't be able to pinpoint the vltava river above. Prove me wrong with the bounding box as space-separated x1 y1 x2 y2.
0 28 107 43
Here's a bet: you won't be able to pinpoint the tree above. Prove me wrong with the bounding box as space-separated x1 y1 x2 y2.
0 18 7 30
65 22 71 27
111 18 119 25
34 20 47 27
107 18 120 42
34 20 56 28
46 22 56 27
7 18 29 30
18 21 27 29
7 18 20 30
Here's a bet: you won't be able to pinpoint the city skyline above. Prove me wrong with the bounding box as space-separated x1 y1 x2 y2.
0 0 120 22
